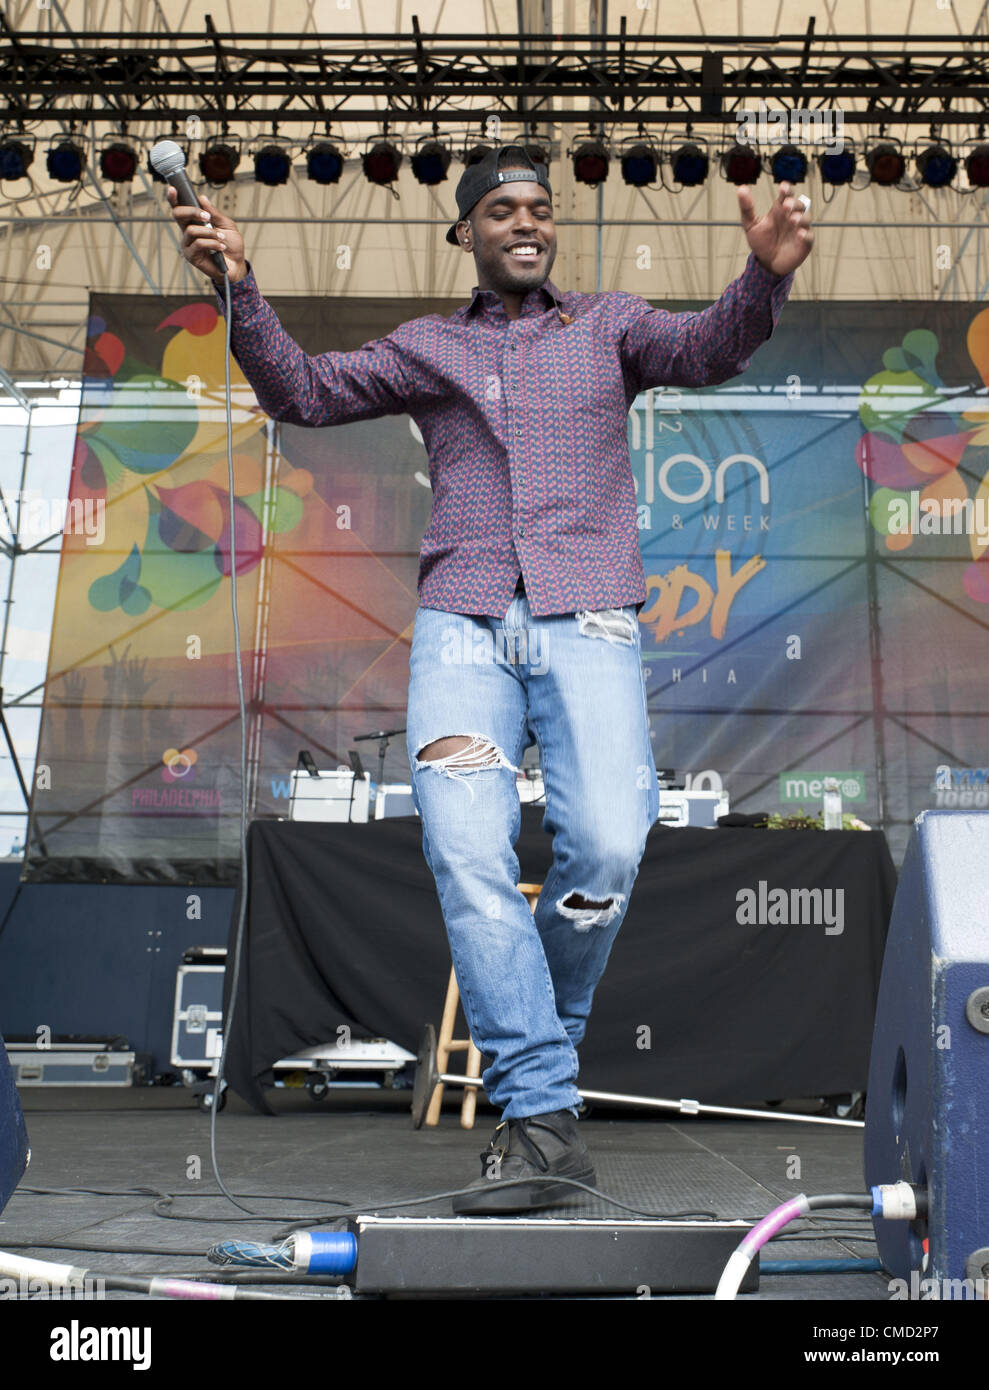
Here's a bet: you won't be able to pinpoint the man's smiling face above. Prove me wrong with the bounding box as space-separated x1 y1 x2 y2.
457 176 558 293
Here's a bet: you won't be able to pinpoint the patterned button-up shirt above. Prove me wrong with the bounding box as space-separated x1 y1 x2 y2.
214 252 794 616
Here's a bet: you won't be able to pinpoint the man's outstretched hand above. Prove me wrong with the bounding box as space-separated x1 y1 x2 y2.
737 181 814 278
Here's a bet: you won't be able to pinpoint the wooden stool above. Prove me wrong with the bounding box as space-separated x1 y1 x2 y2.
425 880 544 1129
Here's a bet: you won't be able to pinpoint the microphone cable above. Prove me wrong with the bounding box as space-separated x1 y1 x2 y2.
207 265 256 1215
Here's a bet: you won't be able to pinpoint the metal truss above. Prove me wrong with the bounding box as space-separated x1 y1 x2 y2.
3 18 989 128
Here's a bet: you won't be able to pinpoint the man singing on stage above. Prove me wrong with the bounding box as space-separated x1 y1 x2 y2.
168 142 813 1214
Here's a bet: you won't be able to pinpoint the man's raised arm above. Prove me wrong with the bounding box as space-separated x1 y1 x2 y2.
167 188 413 427
619 179 813 394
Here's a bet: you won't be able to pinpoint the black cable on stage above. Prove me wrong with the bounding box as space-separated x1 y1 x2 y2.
15 1180 879 1237
7 1263 345 1286
0 1239 220 1258
15 1183 881 1242
16 1183 349 1211
144 1180 719 1229
260 1177 722 1236
6 1175 722 1227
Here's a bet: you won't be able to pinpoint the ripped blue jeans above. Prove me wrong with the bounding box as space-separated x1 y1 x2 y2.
406 594 660 1119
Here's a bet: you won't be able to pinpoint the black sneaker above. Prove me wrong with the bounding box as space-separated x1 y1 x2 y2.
451 1109 595 1215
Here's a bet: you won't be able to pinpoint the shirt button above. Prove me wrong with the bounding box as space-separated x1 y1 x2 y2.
510 345 517 352
517 526 525 537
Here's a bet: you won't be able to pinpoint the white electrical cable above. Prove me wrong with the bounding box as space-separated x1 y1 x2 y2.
0 1251 86 1288
715 1186 919 1300
715 1195 810 1299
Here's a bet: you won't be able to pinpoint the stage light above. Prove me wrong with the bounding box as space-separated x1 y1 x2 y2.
47 139 85 182
721 144 762 185
363 141 402 185
670 142 709 187
0 139 33 180
522 144 549 168
965 143 989 188
254 144 291 186
306 142 343 184
411 140 451 186
199 142 240 185
620 142 658 187
866 143 905 187
464 143 494 167
770 144 807 184
818 147 857 185
99 142 138 183
572 140 609 186
916 144 958 189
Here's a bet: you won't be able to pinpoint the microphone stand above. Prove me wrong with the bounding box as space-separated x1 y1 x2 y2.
352 726 406 792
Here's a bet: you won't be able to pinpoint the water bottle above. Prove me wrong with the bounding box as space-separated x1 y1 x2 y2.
822 777 843 830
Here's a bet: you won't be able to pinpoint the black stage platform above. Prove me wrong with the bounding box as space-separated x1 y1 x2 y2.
2 1086 892 1301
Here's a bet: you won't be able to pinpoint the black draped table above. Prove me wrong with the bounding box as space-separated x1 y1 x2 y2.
222 809 896 1114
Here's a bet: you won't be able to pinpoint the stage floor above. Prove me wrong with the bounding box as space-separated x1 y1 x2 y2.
4 1087 892 1301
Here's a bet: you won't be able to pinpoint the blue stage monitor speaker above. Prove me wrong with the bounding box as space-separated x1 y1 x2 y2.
863 810 989 1289
0 1030 30 1214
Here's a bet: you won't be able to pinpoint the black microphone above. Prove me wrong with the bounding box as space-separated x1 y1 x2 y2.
150 139 228 278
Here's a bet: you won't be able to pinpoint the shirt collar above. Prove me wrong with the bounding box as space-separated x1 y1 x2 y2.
465 277 564 320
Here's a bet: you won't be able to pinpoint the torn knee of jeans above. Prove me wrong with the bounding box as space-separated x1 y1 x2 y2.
415 733 517 771
576 608 638 647
557 890 627 930
413 733 520 805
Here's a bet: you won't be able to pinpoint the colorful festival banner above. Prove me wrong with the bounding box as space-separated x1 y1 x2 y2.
24 289 989 881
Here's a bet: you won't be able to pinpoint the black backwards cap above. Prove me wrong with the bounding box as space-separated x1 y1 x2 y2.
445 143 554 246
